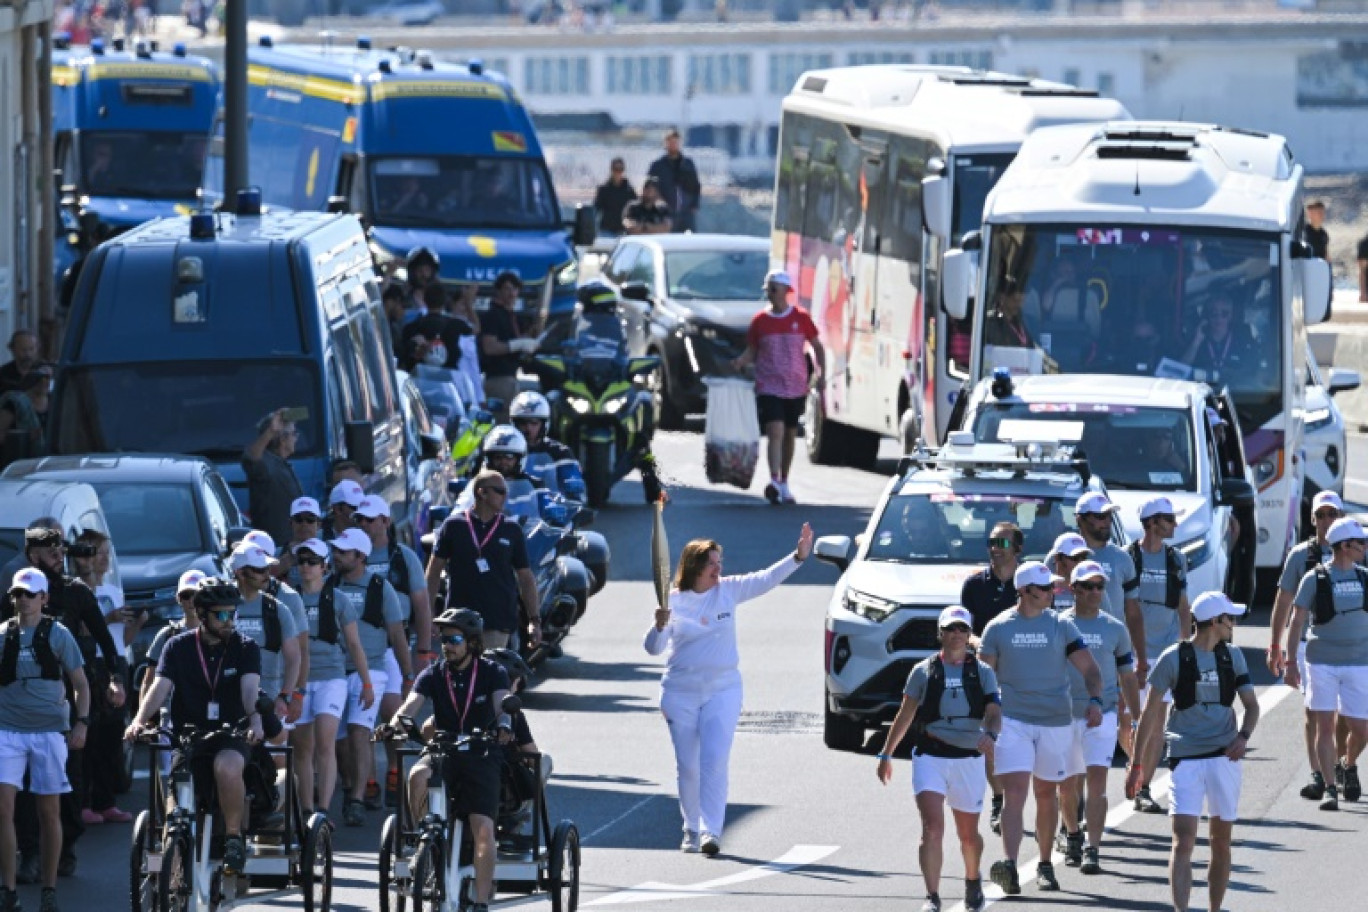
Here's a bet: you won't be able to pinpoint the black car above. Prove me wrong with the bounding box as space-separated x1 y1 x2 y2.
600 233 770 429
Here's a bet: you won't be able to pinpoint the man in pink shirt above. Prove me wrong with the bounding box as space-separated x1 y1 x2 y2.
732 270 824 505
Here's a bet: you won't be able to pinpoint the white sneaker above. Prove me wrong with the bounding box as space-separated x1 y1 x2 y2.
764 481 781 505
680 830 700 853
779 482 796 504
700 832 721 856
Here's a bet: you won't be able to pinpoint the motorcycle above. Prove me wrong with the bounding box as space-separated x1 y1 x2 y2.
532 310 659 507
524 450 610 595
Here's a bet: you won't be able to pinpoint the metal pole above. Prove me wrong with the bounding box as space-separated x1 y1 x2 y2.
223 0 249 212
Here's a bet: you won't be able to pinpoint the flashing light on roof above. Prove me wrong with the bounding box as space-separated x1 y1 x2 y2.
991 366 1014 399
468 58 484 75
236 187 263 216
258 35 274 48
946 430 976 448
417 50 433 70
53 32 71 51
173 43 187 57
357 36 372 50
189 212 216 241
135 40 151 59
378 59 393 74
112 37 126 52
91 38 105 55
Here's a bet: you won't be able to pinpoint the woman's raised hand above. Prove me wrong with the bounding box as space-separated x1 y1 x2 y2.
796 522 814 561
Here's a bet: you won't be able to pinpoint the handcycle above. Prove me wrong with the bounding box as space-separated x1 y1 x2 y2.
377 704 580 912
128 714 333 912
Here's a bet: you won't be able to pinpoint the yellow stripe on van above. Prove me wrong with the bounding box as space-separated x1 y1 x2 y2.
87 63 213 82
369 80 508 102
52 65 78 87
248 64 366 105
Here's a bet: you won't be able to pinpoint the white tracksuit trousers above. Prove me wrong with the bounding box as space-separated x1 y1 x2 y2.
661 683 744 837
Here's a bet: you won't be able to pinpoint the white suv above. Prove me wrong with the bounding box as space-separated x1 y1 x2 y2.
817 433 1127 751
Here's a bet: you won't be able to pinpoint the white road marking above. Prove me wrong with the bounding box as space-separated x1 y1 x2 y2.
582 794 661 845
946 682 1298 912
583 844 840 906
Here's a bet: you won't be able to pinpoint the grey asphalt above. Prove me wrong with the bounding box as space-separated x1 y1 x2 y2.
33 430 1365 912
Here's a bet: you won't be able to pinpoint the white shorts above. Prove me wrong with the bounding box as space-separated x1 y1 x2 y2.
1066 712 1119 777
1169 756 1242 821
341 669 388 733
1296 648 1308 696
912 752 988 814
0 731 71 794
995 717 1073 782
298 678 349 725
1305 663 1368 719
383 649 402 696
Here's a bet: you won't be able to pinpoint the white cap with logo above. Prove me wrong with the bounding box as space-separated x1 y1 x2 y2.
10 568 48 595
764 268 794 290
1191 591 1247 623
1312 490 1346 515
292 538 330 560
1014 561 1062 589
1139 496 1177 521
1075 492 1119 516
228 543 272 572
290 496 322 518
330 479 364 509
356 495 391 520
938 605 974 629
1327 517 1368 546
1070 560 1109 584
330 527 373 557
177 569 208 595
242 530 278 558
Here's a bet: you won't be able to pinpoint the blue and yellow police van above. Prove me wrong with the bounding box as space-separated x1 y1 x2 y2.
209 36 593 324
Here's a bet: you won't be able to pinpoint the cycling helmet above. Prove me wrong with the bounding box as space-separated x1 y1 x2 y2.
192 581 244 613
483 425 527 474
406 245 440 272
434 607 485 640
509 391 551 423
576 279 619 314
485 647 533 693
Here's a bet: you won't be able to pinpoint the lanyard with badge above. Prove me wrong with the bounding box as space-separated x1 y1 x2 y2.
195 629 227 721
467 512 502 574
444 661 479 740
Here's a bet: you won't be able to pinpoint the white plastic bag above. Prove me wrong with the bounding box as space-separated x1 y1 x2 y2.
703 377 760 489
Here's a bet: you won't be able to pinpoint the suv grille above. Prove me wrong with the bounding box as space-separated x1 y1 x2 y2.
887 617 940 653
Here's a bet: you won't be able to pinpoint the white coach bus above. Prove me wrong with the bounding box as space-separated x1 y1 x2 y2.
942 121 1332 577
771 66 1129 468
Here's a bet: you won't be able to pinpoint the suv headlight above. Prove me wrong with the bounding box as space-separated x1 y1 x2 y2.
1305 406 1333 432
1178 534 1214 570
843 589 898 623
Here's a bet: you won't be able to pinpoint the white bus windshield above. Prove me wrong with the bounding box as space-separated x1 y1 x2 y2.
978 225 1282 427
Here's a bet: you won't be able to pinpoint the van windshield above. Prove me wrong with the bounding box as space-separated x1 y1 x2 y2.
53 360 321 459
369 155 559 229
82 132 207 200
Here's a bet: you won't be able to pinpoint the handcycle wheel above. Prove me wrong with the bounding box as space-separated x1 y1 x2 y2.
410 834 444 912
129 809 157 912
379 814 408 912
157 829 194 912
302 813 333 912
547 820 580 912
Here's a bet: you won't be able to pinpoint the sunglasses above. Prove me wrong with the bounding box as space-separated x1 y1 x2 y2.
1024 584 1052 596
208 609 237 623
1315 510 1342 521
240 566 269 576
439 633 466 646
177 590 197 600
1073 581 1105 592
296 556 325 567
292 515 320 523
940 623 971 634
9 590 41 601
988 537 1015 549
357 514 385 524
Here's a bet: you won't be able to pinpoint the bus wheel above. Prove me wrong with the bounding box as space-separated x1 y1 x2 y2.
805 391 844 466
899 408 920 454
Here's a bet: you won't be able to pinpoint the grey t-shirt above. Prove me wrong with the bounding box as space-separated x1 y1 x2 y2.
301 588 360 682
979 608 1086 727
1148 641 1253 759
271 581 309 641
234 592 301 697
1063 609 1134 717
1089 541 1137 621
903 656 1000 751
366 543 428 625
0 619 84 733
338 571 404 671
1136 546 1187 661
1292 566 1368 667
146 621 184 666
1279 539 1331 594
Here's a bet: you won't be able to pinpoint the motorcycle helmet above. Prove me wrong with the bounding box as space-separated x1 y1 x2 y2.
483 424 528 475
576 279 619 314
485 647 533 694
435 607 485 652
193 581 244 615
406 245 440 273
510 392 551 444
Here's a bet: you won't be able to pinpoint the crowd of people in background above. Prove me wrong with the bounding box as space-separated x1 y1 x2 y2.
593 129 702 237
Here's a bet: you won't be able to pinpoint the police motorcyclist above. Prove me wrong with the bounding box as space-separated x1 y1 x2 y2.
458 425 545 516
382 608 513 912
125 582 269 877
509 391 587 501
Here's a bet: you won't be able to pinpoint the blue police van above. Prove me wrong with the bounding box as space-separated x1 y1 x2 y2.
52 35 219 295
46 194 418 535
205 36 594 324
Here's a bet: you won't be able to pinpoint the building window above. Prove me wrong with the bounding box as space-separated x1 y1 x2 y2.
687 53 752 95
768 52 835 94
523 56 590 95
1063 67 1080 87
928 48 993 70
1097 72 1115 96
606 56 672 95
847 50 915 66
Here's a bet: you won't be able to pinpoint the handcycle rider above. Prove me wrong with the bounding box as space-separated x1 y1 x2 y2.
379 607 513 912
124 582 278 876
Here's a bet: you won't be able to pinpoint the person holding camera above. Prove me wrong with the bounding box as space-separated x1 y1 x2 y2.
877 605 1001 912
242 408 304 545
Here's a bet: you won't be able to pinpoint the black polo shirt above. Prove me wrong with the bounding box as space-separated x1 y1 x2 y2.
481 306 521 378
960 567 1018 634
416 657 511 735
433 511 530 633
157 629 261 731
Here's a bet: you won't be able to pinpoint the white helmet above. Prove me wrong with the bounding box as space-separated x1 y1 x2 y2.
509 391 551 422
483 425 528 465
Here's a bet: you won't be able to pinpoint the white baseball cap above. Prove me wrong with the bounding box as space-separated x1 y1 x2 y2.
10 567 48 595
356 495 391 520
1191 591 1248 623
292 538 330 560
1075 492 1119 516
330 527 373 557
1139 496 1177 521
938 605 974 629
242 530 277 557
228 543 272 572
330 479 364 509
764 268 794 290
1014 561 1062 589
1051 532 1091 559
176 569 208 595
1327 517 1368 546
290 496 322 519
1312 490 1346 515
1070 560 1109 584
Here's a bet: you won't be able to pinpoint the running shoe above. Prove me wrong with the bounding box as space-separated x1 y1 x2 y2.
1064 832 1084 867
989 793 1004 835
364 779 382 811
1081 847 1102 875
1321 786 1340 812
779 482 797 505
921 893 941 912
100 806 133 823
223 835 247 875
80 808 104 826
680 830 700 853
343 799 366 827
1134 786 1163 813
37 890 57 912
16 853 38 885
1345 765 1361 802
989 859 1021 895
700 832 721 856
1 885 21 912
764 481 781 505
1037 861 1060 891
56 853 75 878
1301 771 1327 800
385 768 400 808
1336 760 1347 791
964 878 986 912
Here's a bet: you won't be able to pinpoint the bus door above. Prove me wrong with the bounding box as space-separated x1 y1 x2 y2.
846 148 886 432
879 135 931 443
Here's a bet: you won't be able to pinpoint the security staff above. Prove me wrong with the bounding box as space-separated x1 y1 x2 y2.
510 391 587 501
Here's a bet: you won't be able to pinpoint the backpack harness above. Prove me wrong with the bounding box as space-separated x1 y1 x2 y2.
1128 541 1183 609
1172 640 1235 711
0 617 62 685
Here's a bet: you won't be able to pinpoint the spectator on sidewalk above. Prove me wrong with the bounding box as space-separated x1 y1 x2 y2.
593 158 637 235
648 130 701 232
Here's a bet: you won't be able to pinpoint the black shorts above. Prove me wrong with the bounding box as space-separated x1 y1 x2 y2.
756 394 804 429
435 742 502 822
171 732 254 800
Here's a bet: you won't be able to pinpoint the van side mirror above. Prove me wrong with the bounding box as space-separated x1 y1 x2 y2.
1329 367 1361 396
325 195 350 214
1298 257 1332 325
941 244 978 322
922 174 951 241
620 281 652 304
419 431 444 461
345 420 377 474
572 204 597 247
1217 476 1256 509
